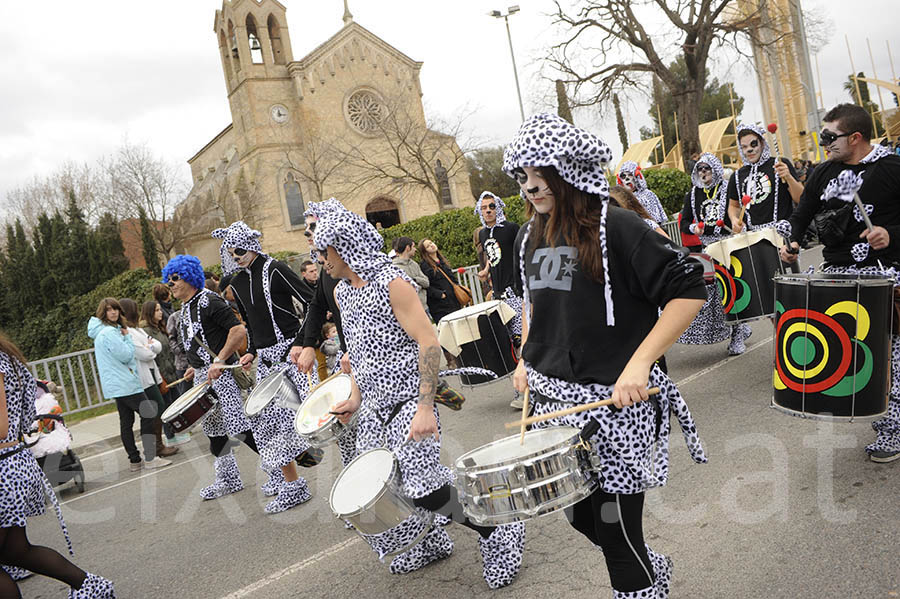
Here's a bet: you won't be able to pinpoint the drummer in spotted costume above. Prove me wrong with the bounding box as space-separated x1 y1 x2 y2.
474 191 525 408
163 255 260 501
212 222 313 514
780 103 900 463
505 113 708 599
616 161 667 225
313 199 525 589
727 122 803 233
678 153 752 355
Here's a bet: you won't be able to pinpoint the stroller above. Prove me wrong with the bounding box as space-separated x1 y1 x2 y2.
23 381 85 493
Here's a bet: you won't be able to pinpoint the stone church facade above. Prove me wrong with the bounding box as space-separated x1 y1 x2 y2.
175 0 474 264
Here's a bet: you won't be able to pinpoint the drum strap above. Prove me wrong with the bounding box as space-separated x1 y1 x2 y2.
381 399 413 428
0 443 26 461
259 345 291 369
532 390 664 443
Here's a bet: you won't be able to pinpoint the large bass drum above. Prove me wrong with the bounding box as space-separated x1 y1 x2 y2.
772 272 893 420
453 426 598 526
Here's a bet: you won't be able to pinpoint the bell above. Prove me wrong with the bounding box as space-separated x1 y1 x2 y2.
250 36 261 51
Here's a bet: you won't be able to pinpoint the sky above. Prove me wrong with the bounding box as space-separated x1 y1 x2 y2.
0 0 898 216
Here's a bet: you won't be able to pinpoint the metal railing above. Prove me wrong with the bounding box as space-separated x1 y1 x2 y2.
660 219 683 246
455 265 487 304
28 349 111 416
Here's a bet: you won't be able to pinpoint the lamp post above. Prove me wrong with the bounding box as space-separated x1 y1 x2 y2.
489 6 525 121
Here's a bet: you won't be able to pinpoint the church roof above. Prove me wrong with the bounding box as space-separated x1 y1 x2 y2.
290 21 423 72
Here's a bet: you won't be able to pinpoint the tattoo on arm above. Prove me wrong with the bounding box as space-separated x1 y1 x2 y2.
417 345 440 407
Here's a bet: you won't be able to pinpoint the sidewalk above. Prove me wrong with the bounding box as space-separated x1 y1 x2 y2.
66 411 195 458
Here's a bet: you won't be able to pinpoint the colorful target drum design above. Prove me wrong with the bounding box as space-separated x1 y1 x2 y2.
707 231 785 324
772 273 893 419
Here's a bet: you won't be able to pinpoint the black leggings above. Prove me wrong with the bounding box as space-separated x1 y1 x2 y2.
565 489 654 593
413 485 495 539
0 526 86 597
208 430 259 458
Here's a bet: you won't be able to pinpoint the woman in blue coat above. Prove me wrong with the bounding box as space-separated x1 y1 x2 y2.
88 298 170 472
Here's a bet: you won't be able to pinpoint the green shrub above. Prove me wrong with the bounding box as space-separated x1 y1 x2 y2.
643 168 691 216
380 196 525 267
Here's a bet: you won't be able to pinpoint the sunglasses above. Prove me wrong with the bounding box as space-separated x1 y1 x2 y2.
819 129 853 146
696 165 712 174
166 273 181 287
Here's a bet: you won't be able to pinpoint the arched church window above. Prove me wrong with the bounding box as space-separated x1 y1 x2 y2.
267 14 285 65
284 173 305 227
346 89 385 134
246 15 264 64
227 20 241 71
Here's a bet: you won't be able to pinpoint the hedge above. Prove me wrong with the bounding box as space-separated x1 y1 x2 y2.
379 195 526 268
9 268 162 360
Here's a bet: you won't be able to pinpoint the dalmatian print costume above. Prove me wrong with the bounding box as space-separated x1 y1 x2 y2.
617 161 668 225
314 201 524 588
474 191 523 338
506 113 704 598
679 154 739 347
732 123 784 231
0 352 72 555
178 289 251 438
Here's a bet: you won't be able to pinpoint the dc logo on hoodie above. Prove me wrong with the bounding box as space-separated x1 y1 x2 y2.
530 246 578 291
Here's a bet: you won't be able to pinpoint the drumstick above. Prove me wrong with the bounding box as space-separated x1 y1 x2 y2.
307 371 314 390
737 194 751 225
767 123 781 160
715 219 733 234
519 388 530 445
853 192 875 232
503 387 661 429
167 374 190 387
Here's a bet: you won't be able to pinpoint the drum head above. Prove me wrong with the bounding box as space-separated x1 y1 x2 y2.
294 375 353 434
456 426 580 468
163 383 209 420
330 448 395 515
245 369 284 416
444 300 501 321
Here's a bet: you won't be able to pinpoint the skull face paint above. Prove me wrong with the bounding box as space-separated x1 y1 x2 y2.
619 171 637 191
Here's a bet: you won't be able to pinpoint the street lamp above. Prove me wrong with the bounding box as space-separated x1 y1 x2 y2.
489 5 525 121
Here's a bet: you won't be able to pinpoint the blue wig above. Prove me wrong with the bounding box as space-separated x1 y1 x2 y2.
162 254 206 290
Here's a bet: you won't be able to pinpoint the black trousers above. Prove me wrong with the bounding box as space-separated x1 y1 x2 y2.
413 485 495 539
208 430 258 458
114 392 157 463
565 488 655 592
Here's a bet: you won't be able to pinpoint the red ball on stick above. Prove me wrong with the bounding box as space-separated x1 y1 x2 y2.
741 194 752 206
767 123 778 134
716 219 725 227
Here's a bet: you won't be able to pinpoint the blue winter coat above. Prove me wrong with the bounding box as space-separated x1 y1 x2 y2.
87 317 144 399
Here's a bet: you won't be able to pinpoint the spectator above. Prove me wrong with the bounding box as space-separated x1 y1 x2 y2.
297 260 318 307
167 309 190 399
152 283 175 320
391 236 430 313
140 300 190 446
609 185 670 239
88 298 171 471
320 322 342 373
119 298 179 460
418 238 462 368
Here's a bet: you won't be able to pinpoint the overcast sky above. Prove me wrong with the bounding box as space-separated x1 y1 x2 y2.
1 0 897 216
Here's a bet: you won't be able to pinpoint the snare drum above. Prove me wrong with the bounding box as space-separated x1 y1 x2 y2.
772 273 893 420
161 382 218 433
437 300 519 386
245 368 302 418
294 374 357 447
329 448 433 556
453 426 598 526
706 228 785 323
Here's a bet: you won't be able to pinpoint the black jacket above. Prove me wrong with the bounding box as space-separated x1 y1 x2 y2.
420 259 462 323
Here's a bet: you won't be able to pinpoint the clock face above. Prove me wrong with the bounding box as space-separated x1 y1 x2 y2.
270 104 289 123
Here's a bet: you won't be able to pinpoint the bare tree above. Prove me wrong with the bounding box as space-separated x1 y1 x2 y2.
106 141 189 258
547 0 770 170
334 95 474 210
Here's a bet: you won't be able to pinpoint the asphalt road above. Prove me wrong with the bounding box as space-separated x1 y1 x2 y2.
19 246 900 598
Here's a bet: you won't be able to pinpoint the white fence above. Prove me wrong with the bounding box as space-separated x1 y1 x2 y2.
28 349 111 416
660 219 683 246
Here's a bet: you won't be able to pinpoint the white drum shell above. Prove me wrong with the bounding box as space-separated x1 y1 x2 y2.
293 374 357 447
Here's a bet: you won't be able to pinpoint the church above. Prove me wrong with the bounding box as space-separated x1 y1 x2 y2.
174 0 474 264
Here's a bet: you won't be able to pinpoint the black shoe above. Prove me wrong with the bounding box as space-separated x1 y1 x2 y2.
869 449 900 463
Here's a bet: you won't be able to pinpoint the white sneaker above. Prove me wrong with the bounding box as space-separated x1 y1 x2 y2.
144 457 172 469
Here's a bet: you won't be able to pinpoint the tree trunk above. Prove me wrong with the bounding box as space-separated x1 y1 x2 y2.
675 89 702 172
